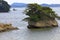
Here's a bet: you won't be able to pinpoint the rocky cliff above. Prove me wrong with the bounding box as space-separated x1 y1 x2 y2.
28 20 58 28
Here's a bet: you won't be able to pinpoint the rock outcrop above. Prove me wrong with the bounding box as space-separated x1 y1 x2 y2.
28 20 58 28
0 0 10 12
0 23 18 32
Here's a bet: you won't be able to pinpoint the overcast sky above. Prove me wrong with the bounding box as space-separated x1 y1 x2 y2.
5 0 60 4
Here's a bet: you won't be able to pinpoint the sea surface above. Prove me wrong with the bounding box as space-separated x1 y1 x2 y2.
0 7 60 40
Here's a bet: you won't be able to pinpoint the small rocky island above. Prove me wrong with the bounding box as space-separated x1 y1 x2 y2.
0 23 18 32
0 0 10 12
23 3 60 28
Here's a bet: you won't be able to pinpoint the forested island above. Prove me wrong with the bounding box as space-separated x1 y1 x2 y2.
23 3 60 28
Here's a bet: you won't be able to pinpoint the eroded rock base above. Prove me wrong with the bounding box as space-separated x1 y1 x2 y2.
28 20 58 29
27 25 58 29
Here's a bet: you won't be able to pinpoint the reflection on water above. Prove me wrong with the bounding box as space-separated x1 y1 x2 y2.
0 7 60 40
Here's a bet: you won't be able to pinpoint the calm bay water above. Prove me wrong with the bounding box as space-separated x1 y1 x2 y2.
0 7 60 40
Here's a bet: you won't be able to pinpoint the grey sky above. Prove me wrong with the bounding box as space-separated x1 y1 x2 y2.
5 0 60 4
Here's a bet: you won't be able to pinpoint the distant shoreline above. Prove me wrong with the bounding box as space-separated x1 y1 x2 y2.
11 3 60 8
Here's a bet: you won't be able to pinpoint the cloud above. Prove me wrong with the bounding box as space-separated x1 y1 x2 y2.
5 0 60 4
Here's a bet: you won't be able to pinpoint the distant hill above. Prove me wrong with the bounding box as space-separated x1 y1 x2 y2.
11 3 27 8
41 4 60 7
11 3 60 8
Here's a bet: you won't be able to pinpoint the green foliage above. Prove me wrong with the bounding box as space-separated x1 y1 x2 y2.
24 3 60 22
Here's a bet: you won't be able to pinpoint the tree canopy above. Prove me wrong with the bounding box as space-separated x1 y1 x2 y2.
24 3 60 22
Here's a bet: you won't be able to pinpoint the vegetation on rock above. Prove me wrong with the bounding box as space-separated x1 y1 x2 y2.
24 3 60 22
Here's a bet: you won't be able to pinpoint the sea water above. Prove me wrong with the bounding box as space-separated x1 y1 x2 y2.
0 7 60 40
